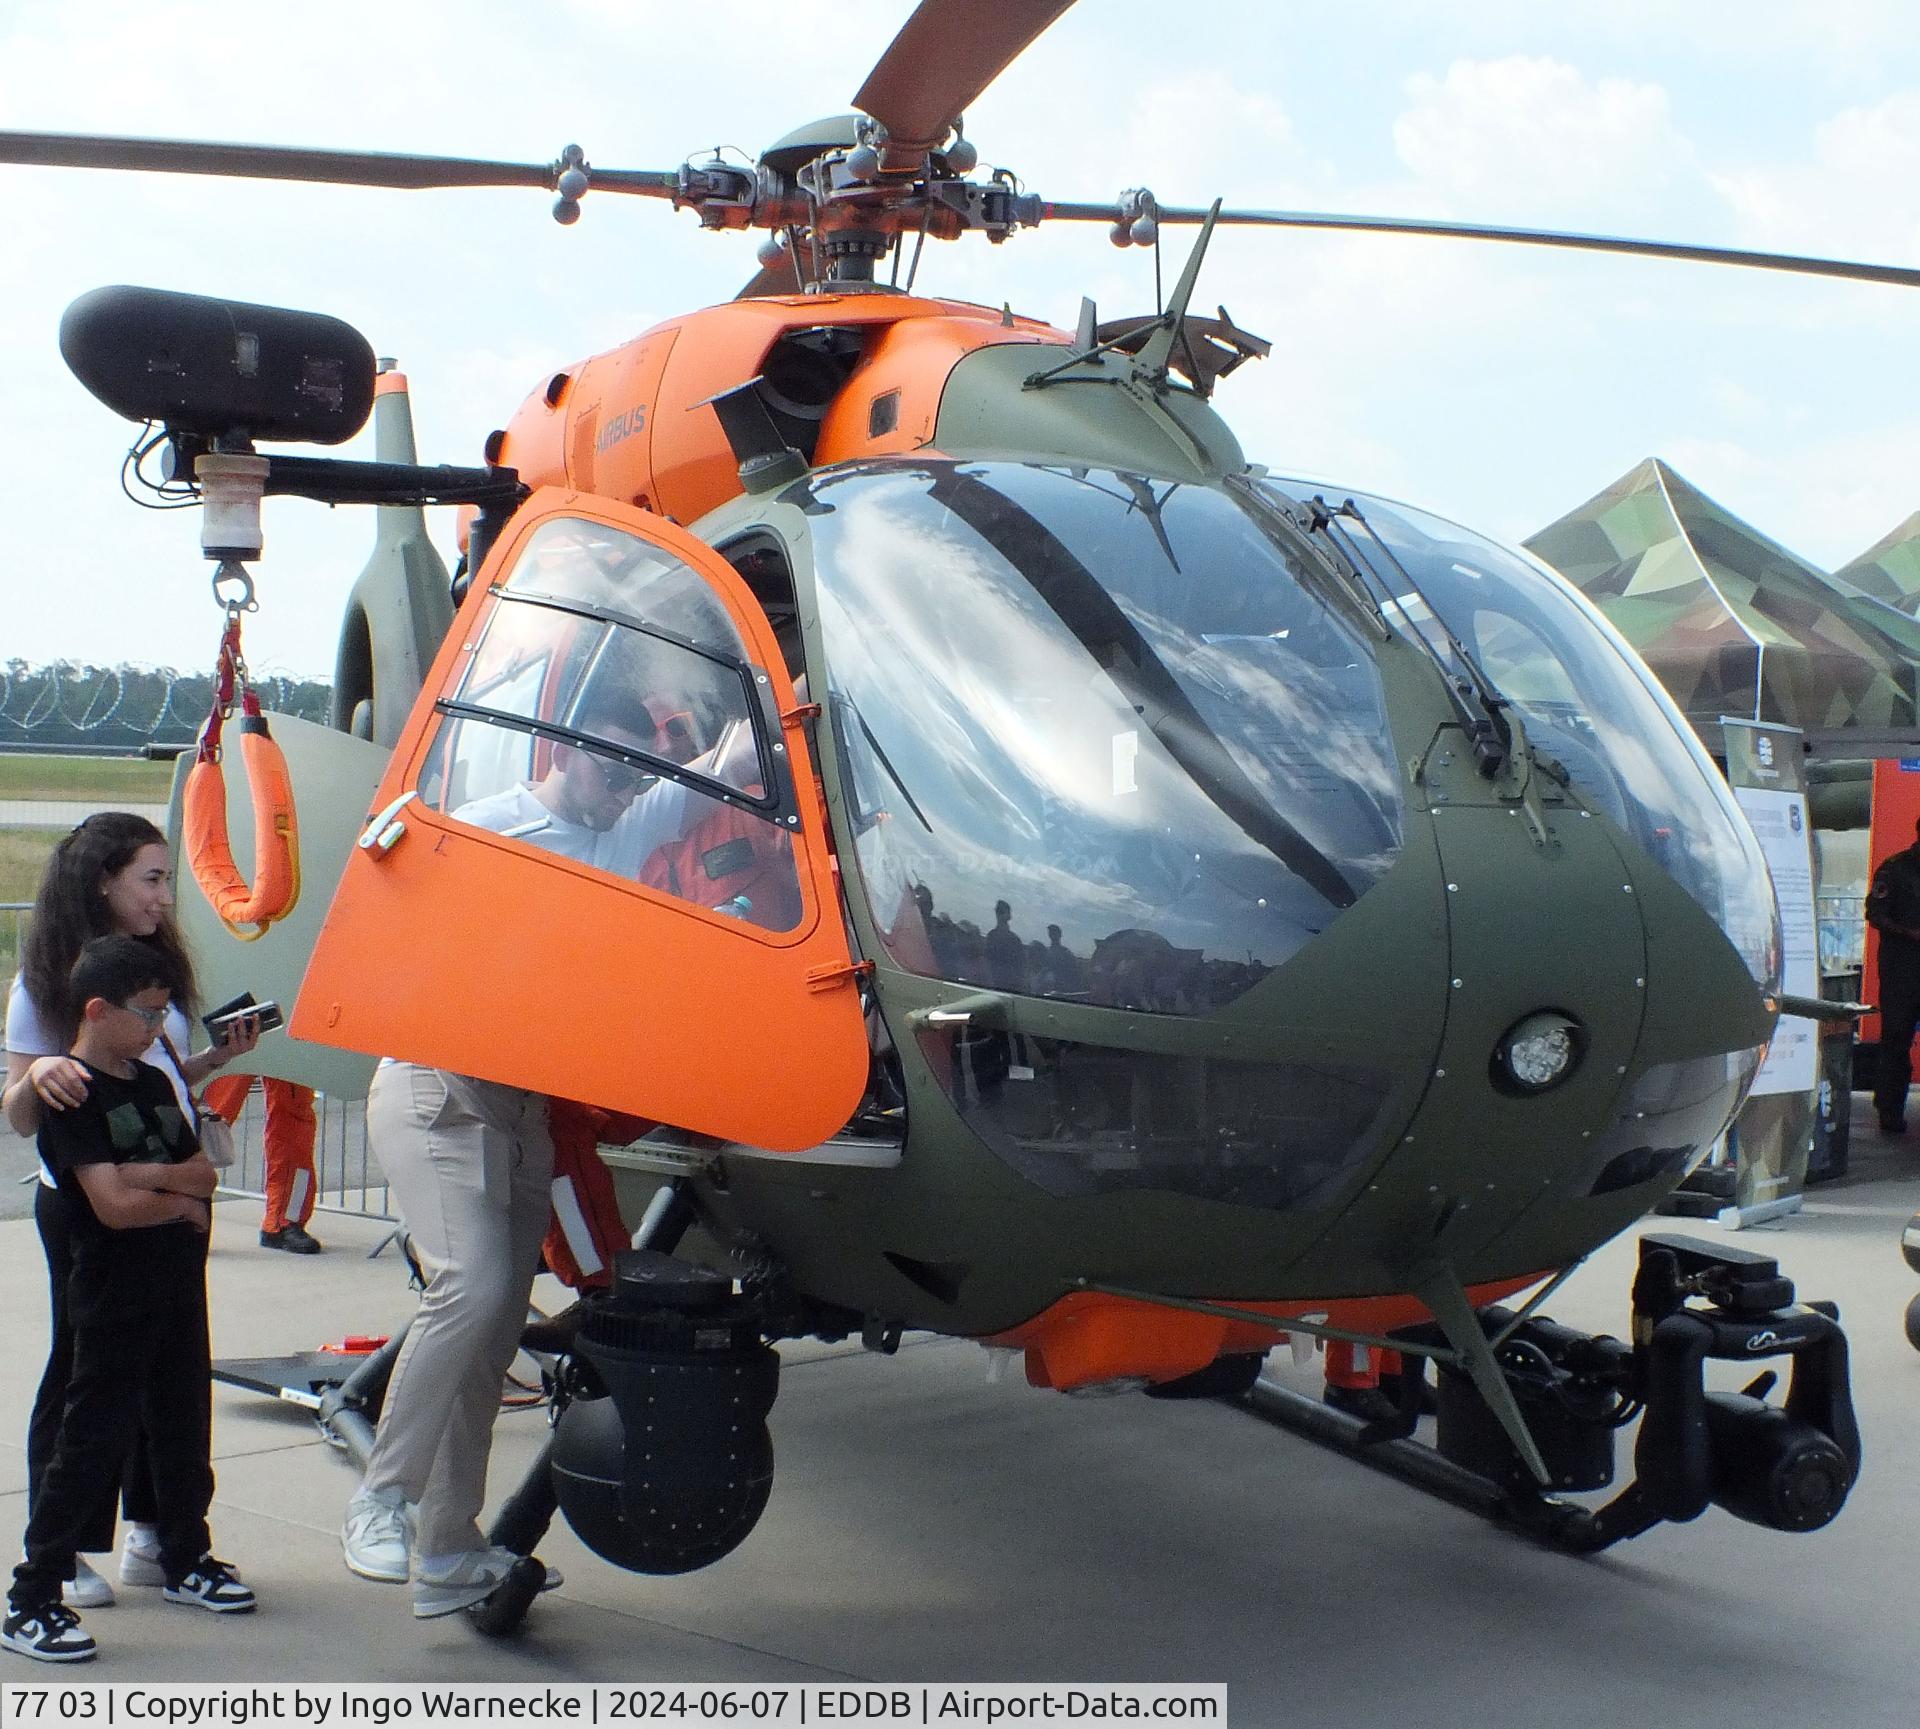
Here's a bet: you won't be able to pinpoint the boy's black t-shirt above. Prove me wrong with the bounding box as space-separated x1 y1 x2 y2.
36 1058 207 1319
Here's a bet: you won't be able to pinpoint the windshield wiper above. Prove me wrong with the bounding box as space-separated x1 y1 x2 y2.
1307 497 1515 778
835 695 935 835
929 467 1359 910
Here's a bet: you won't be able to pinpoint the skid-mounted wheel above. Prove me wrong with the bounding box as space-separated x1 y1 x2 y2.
465 1557 546 1637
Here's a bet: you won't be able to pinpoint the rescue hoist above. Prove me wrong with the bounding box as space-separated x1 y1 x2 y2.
181 453 300 939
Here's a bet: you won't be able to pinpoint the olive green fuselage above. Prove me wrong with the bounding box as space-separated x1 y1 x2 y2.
614 344 1770 1340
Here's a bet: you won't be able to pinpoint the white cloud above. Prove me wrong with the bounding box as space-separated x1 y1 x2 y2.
4 0 1919 680
1712 88 1920 265
1393 56 1696 219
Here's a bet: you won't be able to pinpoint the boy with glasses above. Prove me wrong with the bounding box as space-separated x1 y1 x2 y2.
6 937 254 1663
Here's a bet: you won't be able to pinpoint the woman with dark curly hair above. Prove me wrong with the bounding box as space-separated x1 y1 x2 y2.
2 813 257 1611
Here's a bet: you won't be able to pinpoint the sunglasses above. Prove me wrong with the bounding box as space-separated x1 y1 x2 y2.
593 755 648 796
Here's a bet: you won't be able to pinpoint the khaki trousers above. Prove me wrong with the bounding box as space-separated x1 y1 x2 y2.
361 1062 553 1558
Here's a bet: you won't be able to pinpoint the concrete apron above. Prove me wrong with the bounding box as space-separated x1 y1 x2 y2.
0 1103 1912 1726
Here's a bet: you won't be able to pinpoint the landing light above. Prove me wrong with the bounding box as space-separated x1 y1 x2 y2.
1494 1012 1583 1095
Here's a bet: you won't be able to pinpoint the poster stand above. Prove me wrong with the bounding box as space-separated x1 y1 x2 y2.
1721 721 1819 1225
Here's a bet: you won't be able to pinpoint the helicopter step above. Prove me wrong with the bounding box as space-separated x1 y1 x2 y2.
1235 1233 1860 1554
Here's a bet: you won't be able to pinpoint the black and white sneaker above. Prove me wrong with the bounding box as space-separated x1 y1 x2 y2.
162 1557 256 1614
2 1601 97 1662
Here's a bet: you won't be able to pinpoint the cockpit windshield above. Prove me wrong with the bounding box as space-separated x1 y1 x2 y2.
1259 479 1778 988
803 460 1405 1012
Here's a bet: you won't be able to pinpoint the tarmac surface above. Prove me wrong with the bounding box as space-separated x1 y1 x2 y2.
0 1103 1915 1724
0 800 168 831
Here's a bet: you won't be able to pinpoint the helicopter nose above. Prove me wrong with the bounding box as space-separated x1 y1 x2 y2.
1356 773 1769 1287
1402 801 1648 1239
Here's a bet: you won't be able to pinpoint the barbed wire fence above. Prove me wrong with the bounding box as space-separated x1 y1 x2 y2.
0 657 331 753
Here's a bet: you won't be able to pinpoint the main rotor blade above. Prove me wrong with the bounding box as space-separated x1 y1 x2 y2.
854 0 1076 148
0 130 678 197
1040 199 1920 290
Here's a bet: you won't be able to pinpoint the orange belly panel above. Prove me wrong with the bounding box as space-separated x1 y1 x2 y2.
990 1280 1544 1391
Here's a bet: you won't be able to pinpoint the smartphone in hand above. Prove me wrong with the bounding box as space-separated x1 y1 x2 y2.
204 994 285 1042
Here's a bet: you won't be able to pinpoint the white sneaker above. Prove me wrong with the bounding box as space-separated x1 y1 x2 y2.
161 1556 256 1614
2 1600 96 1662
119 1527 164 1589
341 1490 410 1583
61 1560 113 1610
410 1547 518 1619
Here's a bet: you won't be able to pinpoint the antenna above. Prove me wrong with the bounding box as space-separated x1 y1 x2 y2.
1131 200 1222 389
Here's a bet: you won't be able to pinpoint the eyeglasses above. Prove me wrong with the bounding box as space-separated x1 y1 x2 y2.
117 1002 169 1030
593 756 648 796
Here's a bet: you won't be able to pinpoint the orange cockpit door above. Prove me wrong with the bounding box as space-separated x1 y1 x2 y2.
292 487 868 1151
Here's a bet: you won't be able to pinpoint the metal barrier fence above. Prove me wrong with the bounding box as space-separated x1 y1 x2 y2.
3 900 393 1222
213 1083 393 1223
2 904 24 1014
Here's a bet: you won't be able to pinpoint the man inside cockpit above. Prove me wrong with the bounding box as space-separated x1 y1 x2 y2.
451 705 659 867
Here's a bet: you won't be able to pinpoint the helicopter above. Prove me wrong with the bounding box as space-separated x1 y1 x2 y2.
1 0 1894 1616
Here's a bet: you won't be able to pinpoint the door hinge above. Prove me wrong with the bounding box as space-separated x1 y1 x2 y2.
805 957 874 993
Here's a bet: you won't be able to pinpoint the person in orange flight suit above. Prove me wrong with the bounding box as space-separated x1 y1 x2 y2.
199 1074 322 1254
541 1101 653 1293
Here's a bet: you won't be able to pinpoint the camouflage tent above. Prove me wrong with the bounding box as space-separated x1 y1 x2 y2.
1835 512 1920 613
1525 458 1920 752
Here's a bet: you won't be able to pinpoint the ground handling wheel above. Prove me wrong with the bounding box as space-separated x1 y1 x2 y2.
465 1556 546 1637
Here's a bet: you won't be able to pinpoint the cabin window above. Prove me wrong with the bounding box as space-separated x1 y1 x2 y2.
1271 481 1778 989
412 513 806 933
917 1025 1392 1208
804 460 1405 1013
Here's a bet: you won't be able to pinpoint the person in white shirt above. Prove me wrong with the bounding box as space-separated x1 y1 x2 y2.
339 702 670 1617
450 723 651 863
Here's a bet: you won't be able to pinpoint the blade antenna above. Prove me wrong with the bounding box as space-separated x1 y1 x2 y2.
1134 200 1221 385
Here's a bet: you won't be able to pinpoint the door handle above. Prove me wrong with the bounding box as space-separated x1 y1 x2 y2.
357 792 417 858
907 991 1010 1030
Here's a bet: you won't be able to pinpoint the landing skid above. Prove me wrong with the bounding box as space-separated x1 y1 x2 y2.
465 1557 547 1636
1236 1376 1601 1551
1233 1233 1861 1555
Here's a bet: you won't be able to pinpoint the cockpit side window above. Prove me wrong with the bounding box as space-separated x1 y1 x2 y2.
413 514 807 934
723 532 808 684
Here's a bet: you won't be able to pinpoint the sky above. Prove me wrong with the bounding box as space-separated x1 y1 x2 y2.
3 0 1918 679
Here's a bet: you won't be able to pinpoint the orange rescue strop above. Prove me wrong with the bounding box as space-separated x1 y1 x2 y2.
184 609 301 939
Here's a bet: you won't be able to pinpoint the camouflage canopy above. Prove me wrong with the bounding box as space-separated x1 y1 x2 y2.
1525 458 1920 751
1835 511 1920 613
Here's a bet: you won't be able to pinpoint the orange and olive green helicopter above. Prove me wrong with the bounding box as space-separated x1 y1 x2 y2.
3 0 1891 1627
